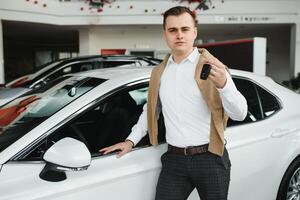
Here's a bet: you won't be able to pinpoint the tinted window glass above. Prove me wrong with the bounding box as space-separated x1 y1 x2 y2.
256 85 280 117
41 62 95 85
21 60 64 88
25 76 71 96
227 78 263 126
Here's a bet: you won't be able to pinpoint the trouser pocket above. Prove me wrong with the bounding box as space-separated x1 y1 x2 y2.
215 148 231 170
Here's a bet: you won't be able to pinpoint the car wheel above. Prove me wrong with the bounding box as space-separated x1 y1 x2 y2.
277 158 300 200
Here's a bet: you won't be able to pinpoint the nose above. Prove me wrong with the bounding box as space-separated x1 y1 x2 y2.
176 30 183 39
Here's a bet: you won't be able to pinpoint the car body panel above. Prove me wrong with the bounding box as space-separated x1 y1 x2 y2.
0 145 166 200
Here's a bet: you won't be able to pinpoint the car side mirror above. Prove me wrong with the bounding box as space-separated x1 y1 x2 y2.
39 137 91 182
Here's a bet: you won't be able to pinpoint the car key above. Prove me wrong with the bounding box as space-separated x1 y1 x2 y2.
200 64 211 80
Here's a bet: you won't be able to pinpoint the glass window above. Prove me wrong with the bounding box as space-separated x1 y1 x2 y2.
256 85 281 117
22 60 64 88
42 62 95 84
0 76 105 153
29 62 95 90
24 76 71 96
227 78 263 127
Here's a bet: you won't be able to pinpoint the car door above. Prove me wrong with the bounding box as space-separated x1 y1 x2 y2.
0 81 167 200
225 77 282 200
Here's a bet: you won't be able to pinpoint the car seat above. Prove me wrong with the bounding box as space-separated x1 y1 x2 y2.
95 92 138 151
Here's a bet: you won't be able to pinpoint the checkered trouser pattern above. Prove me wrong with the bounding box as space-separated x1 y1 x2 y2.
155 148 231 200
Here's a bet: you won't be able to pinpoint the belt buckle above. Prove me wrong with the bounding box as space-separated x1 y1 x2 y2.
184 147 188 156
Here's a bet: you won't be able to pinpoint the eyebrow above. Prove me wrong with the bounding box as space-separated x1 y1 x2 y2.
167 26 191 31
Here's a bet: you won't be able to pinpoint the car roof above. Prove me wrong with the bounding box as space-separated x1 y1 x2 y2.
72 66 284 96
37 55 160 75
60 55 163 65
74 66 271 82
75 66 154 80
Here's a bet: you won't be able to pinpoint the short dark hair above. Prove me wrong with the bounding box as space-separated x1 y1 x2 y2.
163 6 197 30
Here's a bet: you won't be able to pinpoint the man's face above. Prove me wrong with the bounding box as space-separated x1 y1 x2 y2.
163 13 197 54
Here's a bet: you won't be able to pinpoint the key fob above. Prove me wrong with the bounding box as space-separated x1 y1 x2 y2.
200 64 211 80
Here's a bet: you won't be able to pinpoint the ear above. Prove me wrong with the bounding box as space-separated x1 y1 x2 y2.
193 27 198 39
163 29 167 40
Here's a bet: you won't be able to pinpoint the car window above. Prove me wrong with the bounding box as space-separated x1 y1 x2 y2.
227 77 263 127
21 60 66 88
256 85 281 117
35 62 95 88
24 76 71 96
0 76 105 153
23 82 166 160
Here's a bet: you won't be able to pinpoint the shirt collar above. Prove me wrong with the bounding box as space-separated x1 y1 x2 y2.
167 48 199 65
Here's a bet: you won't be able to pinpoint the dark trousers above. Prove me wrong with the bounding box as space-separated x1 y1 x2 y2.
155 148 231 200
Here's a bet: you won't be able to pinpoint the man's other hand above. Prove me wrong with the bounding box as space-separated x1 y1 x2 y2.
99 140 134 158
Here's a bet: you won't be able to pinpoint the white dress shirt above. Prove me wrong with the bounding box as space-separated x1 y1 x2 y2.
127 48 247 147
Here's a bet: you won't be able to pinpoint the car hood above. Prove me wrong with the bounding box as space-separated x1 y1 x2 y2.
0 87 31 107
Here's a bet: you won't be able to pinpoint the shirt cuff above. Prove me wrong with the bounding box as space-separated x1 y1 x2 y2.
217 71 236 95
126 133 139 147
125 139 135 147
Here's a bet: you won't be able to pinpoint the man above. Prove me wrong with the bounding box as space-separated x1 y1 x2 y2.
100 6 247 200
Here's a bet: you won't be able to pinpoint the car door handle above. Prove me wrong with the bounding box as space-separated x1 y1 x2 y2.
271 128 291 138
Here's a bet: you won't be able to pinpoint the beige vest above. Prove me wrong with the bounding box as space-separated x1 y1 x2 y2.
147 48 228 156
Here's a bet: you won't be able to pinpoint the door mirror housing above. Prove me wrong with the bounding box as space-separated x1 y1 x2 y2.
40 137 91 182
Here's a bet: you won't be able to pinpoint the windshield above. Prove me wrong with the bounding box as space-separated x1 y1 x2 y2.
21 60 64 88
0 76 106 152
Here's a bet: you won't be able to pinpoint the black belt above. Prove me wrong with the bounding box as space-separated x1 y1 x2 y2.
168 144 209 156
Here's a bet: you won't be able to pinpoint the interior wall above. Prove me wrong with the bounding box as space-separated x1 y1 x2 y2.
197 24 291 83
2 21 79 82
88 25 169 55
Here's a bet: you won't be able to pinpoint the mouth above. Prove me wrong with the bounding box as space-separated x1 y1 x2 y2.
175 42 185 45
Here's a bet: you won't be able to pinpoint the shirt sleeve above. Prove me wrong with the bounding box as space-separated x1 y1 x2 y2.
217 71 248 121
126 103 148 146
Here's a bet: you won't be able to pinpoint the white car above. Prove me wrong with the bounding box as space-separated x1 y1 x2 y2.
0 67 299 200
